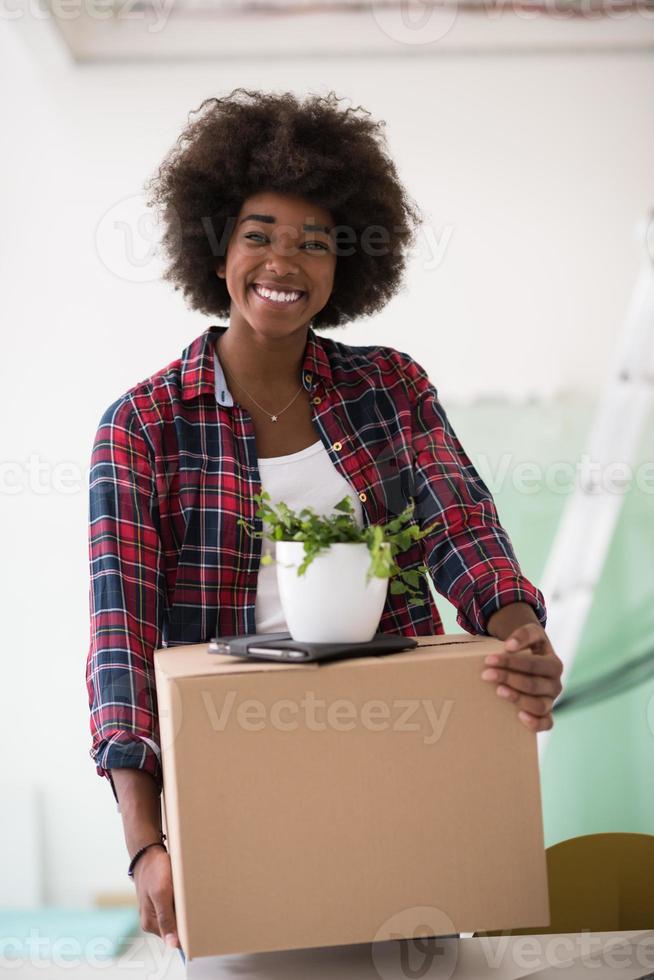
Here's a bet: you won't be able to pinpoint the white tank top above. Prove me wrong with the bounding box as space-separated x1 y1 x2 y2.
255 439 364 633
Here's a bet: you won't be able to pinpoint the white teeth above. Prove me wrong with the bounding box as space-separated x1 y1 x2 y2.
254 284 302 303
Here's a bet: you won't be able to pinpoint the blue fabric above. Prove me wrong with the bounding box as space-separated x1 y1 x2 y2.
0 907 140 960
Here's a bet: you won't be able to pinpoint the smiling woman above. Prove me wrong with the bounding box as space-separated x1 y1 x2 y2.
86 87 561 960
143 87 422 331
212 188 339 395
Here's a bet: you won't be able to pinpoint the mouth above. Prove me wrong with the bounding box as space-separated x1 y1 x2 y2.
250 282 306 309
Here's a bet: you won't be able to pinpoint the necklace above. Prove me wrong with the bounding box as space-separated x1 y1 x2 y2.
217 340 304 423
231 376 304 422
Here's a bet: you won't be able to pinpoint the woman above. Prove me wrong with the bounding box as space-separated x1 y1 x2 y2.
86 89 563 955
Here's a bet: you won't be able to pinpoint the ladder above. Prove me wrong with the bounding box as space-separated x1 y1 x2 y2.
538 211 654 758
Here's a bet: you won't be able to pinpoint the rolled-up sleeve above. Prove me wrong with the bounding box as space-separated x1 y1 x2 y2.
85 398 168 807
394 351 547 635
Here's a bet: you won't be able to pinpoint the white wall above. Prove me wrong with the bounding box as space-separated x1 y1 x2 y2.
1 15 653 904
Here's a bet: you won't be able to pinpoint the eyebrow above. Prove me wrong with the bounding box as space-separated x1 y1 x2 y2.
238 213 332 234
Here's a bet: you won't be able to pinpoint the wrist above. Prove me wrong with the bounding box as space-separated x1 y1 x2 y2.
128 834 167 879
486 601 540 642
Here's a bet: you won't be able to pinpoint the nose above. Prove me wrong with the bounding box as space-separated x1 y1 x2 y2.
265 257 300 279
264 234 301 278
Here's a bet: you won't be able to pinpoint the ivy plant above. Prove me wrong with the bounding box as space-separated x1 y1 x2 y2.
238 492 440 607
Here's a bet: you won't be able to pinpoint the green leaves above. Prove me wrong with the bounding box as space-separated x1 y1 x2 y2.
237 491 442 607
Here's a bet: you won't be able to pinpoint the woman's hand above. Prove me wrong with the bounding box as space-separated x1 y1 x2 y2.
133 846 180 950
481 622 564 732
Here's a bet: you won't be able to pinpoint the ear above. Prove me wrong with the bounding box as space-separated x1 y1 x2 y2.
216 260 226 279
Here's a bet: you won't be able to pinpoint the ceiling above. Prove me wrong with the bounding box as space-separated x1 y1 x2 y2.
45 0 654 63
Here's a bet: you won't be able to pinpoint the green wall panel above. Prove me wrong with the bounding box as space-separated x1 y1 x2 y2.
430 397 654 844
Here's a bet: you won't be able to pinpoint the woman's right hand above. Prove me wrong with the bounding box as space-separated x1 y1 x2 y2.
133 845 180 949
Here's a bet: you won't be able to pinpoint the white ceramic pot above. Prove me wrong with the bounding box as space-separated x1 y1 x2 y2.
275 540 390 643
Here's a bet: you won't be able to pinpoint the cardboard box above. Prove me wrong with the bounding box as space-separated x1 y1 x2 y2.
154 634 550 961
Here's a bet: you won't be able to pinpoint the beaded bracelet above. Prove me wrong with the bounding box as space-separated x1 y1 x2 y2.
127 833 167 879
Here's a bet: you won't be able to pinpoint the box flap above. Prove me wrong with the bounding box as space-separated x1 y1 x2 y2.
318 634 505 670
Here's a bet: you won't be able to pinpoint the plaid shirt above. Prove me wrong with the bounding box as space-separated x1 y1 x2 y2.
86 325 546 803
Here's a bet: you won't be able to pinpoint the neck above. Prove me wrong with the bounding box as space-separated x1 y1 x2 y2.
215 323 309 391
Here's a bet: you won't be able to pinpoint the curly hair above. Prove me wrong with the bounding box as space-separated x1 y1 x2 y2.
144 88 423 331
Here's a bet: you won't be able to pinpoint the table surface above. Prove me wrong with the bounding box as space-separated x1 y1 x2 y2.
6 930 654 979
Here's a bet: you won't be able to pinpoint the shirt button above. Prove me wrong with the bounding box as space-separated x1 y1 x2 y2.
332 441 342 452
358 491 367 502
311 396 322 405
304 373 313 383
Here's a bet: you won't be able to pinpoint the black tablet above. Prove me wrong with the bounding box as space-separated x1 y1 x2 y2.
208 631 418 664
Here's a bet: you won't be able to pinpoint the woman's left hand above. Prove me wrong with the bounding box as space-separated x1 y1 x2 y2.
480 623 564 732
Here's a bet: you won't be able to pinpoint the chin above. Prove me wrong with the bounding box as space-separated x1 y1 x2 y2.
248 312 314 333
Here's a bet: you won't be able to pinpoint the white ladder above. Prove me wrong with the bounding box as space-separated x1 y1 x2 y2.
538 212 654 757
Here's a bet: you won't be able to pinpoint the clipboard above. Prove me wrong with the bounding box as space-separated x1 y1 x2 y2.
208 631 418 664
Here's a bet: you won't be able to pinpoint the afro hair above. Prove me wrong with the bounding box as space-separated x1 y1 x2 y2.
144 88 423 330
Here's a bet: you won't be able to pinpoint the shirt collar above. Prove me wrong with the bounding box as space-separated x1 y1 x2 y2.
180 325 333 404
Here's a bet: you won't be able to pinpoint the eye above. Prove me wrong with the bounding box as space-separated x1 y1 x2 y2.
243 233 328 251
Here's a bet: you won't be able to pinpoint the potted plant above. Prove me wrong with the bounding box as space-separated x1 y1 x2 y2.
238 493 440 643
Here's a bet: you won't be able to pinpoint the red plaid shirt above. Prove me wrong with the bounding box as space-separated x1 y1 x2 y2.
86 325 546 804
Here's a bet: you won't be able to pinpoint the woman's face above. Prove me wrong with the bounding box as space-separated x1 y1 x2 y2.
216 190 337 337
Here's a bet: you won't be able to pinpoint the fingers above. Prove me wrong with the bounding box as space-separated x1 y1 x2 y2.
139 892 161 939
139 902 180 949
484 651 561 678
150 872 179 946
135 852 180 949
483 678 555 731
489 684 555 731
493 687 554 716
518 710 554 733
486 623 562 733
154 888 179 948
481 666 561 699
505 623 547 653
